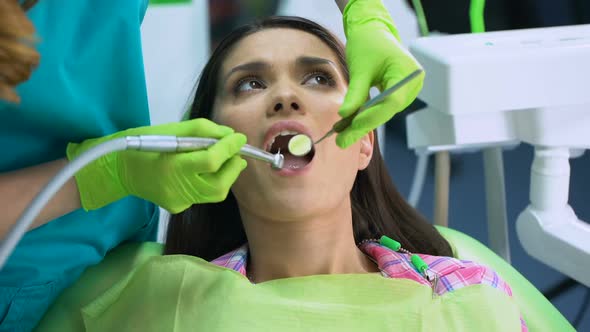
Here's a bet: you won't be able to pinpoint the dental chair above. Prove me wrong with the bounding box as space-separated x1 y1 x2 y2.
435 226 574 331
34 226 574 331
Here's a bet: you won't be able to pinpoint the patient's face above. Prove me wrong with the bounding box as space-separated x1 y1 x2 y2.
212 28 373 221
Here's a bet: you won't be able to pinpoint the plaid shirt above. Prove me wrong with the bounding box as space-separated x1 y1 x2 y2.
211 241 528 332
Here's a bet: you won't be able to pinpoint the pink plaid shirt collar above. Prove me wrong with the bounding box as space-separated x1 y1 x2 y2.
210 241 511 296
210 241 527 331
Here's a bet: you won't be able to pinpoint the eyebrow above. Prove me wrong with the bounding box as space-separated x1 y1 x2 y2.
295 56 337 69
224 61 270 82
223 56 338 83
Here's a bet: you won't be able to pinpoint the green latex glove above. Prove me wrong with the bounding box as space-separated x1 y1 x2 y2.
337 0 425 148
67 119 247 213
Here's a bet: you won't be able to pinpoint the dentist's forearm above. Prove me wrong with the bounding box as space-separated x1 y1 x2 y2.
335 0 351 13
0 158 81 238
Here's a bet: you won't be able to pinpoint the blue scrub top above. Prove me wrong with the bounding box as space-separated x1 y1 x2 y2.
0 1 158 330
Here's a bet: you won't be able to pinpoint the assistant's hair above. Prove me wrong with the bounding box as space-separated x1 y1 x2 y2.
164 16 453 260
0 0 40 103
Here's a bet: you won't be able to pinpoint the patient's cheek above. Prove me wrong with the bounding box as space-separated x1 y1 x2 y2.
318 92 344 113
212 110 236 129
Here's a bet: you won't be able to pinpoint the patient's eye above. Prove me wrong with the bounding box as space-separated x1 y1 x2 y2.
235 78 266 93
303 71 335 87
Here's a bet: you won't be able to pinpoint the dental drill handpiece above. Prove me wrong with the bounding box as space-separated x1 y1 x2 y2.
0 135 283 270
125 136 285 169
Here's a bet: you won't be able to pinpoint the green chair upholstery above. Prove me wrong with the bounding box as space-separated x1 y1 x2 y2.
35 228 574 331
435 226 574 331
34 242 164 331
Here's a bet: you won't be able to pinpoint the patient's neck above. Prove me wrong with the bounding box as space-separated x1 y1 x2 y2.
239 198 379 283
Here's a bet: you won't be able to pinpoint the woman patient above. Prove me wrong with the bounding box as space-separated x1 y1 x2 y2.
82 16 527 331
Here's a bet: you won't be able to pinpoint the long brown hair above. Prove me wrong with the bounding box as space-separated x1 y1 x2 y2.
165 16 452 260
0 0 40 103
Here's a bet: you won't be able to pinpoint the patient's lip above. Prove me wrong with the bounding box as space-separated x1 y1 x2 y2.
263 120 313 151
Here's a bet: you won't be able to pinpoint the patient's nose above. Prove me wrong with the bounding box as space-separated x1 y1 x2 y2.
273 102 300 112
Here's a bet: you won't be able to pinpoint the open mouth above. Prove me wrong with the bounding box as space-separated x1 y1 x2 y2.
266 131 315 170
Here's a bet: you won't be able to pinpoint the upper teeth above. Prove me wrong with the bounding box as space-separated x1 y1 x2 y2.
268 130 300 150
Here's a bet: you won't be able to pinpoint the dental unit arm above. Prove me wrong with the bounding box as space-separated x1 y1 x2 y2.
406 24 590 286
0 136 283 269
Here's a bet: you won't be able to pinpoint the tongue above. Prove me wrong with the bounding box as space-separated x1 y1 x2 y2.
283 151 309 169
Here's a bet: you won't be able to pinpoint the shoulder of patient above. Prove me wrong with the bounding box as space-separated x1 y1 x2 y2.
376 246 513 297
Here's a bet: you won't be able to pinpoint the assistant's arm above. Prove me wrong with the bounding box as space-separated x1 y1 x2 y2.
0 159 81 237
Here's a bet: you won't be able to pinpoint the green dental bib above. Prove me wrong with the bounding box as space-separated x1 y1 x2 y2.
81 255 522 331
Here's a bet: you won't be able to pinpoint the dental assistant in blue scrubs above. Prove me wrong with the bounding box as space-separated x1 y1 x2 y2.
0 1 247 331
0 0 423 330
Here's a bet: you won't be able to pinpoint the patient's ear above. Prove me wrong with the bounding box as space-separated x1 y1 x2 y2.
358 131 374 171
